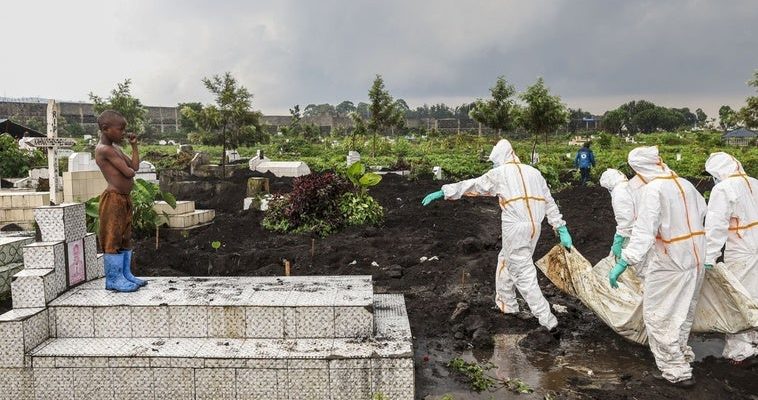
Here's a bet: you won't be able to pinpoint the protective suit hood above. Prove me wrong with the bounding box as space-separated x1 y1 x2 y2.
599 169 628 192
488 139 520 167
628 146 672 182
705 152 744 183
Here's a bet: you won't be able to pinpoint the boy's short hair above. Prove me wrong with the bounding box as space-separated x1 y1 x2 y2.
97 110 126 130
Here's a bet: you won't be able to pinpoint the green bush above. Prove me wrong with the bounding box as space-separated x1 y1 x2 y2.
339 192 384 226
0 133 45 178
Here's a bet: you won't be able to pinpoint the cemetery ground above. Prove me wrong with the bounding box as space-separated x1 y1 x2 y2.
97 170 756 399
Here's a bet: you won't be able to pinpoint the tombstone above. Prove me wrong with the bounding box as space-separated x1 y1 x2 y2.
190 152 210 176
158 140 167 145
178 144 194 154
226 149 241 162
136 161 158 183
138 161 156 172
347 151 361 167
531 152 540 165
249 149 270 171
432 166 443 180
676 153 682 161
247 177 270 197
68 152 99 173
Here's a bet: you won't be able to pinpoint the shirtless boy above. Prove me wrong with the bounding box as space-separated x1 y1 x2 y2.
95 110 146 292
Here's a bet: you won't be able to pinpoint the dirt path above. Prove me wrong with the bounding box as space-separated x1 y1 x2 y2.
121 171 755 399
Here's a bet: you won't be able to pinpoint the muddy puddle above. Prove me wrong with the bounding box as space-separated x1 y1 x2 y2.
415 333 725 399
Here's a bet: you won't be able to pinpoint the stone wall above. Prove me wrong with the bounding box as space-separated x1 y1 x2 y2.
2 100 497 137
0 101 179 135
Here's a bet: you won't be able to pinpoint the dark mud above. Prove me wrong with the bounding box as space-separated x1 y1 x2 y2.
121 172 757 399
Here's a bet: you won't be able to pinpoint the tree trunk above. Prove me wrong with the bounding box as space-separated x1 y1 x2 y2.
531 135 538 165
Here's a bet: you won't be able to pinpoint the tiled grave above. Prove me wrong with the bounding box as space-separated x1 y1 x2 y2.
0 200 413 399
154 200 215 229
0 237 33 300
2 275 413 399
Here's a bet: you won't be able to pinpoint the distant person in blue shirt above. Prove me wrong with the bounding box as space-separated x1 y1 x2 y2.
575 142 595 186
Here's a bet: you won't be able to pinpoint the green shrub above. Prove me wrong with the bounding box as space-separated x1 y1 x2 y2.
339 192 384 226
0 133 45 178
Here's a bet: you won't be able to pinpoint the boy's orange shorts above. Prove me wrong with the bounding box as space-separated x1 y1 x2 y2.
98 189 132 254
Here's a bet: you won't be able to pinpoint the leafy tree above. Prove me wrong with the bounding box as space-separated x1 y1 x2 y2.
356 102 370 119
519 77 568 148
182 72 263 177
454 102 476 119
601 109 627 134
336 101 356 116
0 133 44 178
719 105 738 131
469 76 517 135
178 102 202 133
303 103 337 118
89 79 149 134
695 108 708 127
367 74 404 156
394 99 410 113
738 69 758 129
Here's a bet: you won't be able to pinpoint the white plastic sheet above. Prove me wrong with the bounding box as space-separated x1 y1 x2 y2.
536 245 758 344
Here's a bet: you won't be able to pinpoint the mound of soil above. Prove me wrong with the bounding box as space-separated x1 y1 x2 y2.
123 173 756 399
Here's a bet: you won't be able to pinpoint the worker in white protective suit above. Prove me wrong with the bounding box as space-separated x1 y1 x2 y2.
421 139 573 336
599 169 636 260
609 146 706 387
704 152 758 367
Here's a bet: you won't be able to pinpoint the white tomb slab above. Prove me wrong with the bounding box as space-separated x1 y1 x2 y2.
67 152 99 172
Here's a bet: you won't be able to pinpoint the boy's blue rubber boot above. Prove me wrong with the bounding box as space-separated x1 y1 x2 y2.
104 253 139 292
120 249 147 287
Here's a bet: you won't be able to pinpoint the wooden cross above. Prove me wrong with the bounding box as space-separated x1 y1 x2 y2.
28 100 75 205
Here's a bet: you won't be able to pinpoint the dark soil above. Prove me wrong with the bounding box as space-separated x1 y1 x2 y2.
122 173 756 399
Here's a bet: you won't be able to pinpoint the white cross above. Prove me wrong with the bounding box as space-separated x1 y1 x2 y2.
28 100 75 205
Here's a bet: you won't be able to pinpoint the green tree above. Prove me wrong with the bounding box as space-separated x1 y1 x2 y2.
695 108 708 128
738 70 758 128
182 72 263 177
89 79 149 134
519 77 568 150
601 109 628 134
0 133 44 178
178 102 203 134
719 105 738 131
469 76 517 135
367 74 405 156
336 101 356 116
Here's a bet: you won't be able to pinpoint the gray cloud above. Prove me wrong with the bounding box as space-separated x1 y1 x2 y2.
1 0 756 117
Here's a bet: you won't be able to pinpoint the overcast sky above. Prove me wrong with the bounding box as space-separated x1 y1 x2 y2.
2 0 757 117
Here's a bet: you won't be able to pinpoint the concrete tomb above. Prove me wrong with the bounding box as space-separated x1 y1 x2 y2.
0 200 413 399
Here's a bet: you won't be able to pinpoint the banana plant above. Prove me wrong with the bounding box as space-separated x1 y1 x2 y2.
346 162 382 194
85 179 177 248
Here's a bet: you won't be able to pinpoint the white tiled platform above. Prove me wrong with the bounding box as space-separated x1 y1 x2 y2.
49 276 375 339
1 272 413 400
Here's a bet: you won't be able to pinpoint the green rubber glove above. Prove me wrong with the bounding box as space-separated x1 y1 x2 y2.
421 190 444 206
611 234 626 259
609 258 628 289
557 225 573 249
704 263 714 270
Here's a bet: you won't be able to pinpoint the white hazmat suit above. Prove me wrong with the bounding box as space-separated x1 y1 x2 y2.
704 152 758 362
621 146 706 383
599 169 636 238
441 139 566 330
